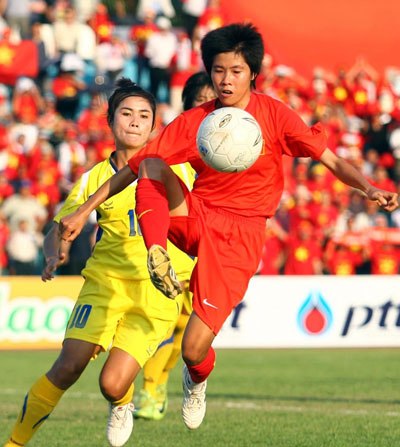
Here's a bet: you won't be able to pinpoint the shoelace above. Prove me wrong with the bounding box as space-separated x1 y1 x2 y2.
110 405 133 428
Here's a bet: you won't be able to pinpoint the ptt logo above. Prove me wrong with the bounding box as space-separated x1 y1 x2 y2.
297 291 333 335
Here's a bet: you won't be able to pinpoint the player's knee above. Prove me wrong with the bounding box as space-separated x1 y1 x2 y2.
181 343 208 365
138 157 167 180
99 375 126 401
48 358 86 388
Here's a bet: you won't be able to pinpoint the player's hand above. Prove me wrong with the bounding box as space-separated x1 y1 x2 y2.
41 252 67 282
367 187 399 212
59 210 86 242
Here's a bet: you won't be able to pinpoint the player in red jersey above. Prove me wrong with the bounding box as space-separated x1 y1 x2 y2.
59 23 399 430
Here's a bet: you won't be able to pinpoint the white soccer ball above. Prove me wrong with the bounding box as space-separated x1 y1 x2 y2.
196 107 263 173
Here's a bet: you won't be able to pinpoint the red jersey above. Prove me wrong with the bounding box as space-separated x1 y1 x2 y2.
284 237 322 275
128 92 327 219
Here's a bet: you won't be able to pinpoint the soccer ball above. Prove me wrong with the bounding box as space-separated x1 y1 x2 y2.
196 107 263 173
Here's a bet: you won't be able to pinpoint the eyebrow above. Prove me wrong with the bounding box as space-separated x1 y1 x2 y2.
212 64 245 69
120 106 151 113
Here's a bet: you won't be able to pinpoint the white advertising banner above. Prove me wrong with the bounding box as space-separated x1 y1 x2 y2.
213 275 400 348
1 275 399 349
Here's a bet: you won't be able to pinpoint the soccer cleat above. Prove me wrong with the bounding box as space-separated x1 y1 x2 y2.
155 383 168 419
147 245 182 299
182 364 207 430
133 390 158 420
133 387 168 421
106 403 134 447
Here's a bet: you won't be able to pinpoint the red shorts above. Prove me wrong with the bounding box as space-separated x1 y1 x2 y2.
168 179 266 334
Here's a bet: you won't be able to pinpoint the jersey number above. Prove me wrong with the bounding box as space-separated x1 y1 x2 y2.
68 304 92 329
127 209 142 236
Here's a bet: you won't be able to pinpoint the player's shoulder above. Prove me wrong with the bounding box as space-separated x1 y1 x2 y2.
86 157 114 177
182 99 216 120
251 90 287 109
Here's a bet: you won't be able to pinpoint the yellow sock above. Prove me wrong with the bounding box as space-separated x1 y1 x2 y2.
164 313 189 373
112 383 134 406
8 375 65 446
3 440 23 447
143 336 174 396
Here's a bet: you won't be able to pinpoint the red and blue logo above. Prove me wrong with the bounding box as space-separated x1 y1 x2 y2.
297 291 333 335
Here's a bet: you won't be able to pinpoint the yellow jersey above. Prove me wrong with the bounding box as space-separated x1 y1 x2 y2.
55 153 195 281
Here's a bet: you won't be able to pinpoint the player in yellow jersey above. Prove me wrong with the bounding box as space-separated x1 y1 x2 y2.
3 79 195 447
133 72 216 421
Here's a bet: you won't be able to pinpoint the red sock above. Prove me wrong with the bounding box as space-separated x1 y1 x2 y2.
187 347 216 383
136 178 170 250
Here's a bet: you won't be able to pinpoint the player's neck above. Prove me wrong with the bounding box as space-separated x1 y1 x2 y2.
112 147 141 169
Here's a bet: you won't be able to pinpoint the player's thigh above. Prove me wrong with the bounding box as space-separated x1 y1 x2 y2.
112 279 181 368
139 158 190 216
65 271 128 352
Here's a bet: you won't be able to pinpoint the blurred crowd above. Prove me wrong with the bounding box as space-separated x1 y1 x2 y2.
0 0 400 276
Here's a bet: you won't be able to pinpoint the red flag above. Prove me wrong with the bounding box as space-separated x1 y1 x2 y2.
0 40 38 86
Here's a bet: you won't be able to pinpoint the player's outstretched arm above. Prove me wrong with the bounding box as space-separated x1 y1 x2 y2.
59 165 137 242
320 148 399 212
42 222 68 282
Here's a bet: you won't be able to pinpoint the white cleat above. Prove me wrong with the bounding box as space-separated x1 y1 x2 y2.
106 403 134 447
182 364 207 430
147 244 182 299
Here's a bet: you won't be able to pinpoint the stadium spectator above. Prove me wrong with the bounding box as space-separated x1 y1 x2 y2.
283 219 323 275
1 179 48 232
323 232 366 275
76 92 108 144
95 32 131 87
129 8 158 87
169 29 203 114
11 77 44 124
52 5 82 56
196 0 226 39
0 169 14 204
144 16 178 103
136 0 175 21
4 0 31 38
57 124 86 192
51 53 86 120
6 217 43 275
181 0 207 39
365 214 400 274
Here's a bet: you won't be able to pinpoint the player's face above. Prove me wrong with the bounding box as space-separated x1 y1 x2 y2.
211 52 254 109
192 85 216 107
112 96 153 151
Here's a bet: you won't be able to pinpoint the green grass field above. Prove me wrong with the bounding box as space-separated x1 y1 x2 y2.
0 349 399 447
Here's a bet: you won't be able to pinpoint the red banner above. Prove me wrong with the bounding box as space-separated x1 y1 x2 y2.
0 40 39 85
221 0 400 77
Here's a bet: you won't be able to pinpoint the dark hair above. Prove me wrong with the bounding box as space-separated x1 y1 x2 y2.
201 23 264 88
182 71 214 111
107 78 157 128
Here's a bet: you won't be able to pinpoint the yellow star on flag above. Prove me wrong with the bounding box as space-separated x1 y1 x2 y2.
295 246 309 261
0 44 15 66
